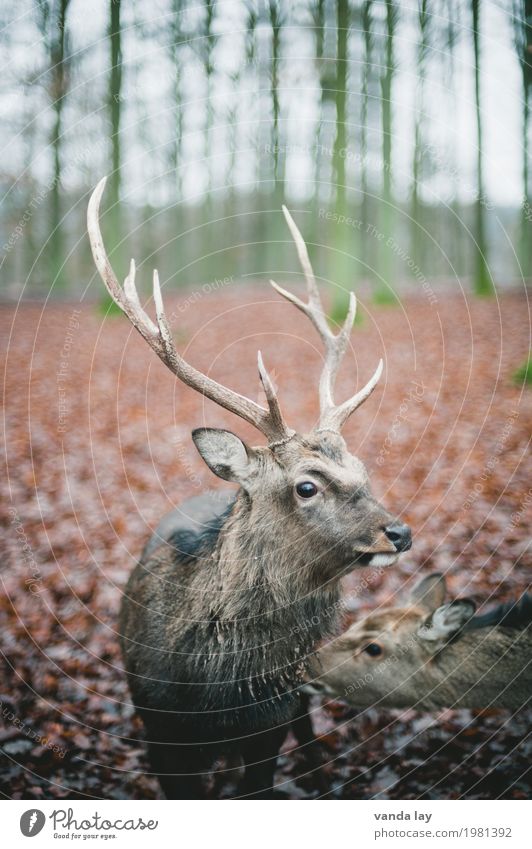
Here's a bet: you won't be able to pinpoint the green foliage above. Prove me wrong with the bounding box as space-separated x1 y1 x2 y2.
473 261 496 297
373 287 399 306
513 357 532 386
329 290 353 327
98 293 124 316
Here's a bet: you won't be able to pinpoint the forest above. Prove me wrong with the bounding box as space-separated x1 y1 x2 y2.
1 0 531 801
1 0 531 305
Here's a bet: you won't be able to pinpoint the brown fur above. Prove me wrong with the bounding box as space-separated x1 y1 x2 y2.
309 574 532 712
120 430 410 797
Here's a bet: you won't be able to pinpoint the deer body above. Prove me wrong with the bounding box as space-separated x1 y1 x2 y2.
121 488 339 741
88 181 411 797
310 575 532 712
398 627 532 711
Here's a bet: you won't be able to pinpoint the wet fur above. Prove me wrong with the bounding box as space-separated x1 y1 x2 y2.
119 491 340 792
119 430 401 796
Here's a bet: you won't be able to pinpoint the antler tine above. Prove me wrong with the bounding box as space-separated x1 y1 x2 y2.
88 178 159 343
281 205 331 338
87 178 293 443
273 206 382 432
320 359 384 432
257 351 292 440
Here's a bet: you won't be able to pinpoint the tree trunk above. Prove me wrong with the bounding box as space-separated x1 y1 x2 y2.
170 0 185 282
108 0 122 264
522 89 530 279
49 0 71 288
203 0 215 213
312 0 326 268
331 0 351 317
377 0 397 302
471 0 494 295
360 0 373 277
411 0 429 272
516 0 532 280
269 1 283 196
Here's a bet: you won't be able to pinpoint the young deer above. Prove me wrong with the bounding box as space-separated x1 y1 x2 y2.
87 178 411 798
309 574 532 711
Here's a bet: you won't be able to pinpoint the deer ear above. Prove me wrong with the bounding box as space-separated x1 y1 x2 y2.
418 599 476 642
409 573 447 612
192 428 254 483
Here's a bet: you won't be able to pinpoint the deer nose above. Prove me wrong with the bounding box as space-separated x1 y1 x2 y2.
384 522 412 552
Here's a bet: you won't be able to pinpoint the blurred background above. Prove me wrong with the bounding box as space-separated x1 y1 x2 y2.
1 0 531 800
1 0 531 305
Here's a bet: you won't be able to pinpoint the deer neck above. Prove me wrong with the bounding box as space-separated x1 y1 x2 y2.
210 491 340 637
423 629 530 710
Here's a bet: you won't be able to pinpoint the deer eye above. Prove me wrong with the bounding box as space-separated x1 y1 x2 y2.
295 481 319 499
364 643 382 657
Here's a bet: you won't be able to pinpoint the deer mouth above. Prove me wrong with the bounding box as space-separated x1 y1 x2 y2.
354 551 400 568
368 552 400 568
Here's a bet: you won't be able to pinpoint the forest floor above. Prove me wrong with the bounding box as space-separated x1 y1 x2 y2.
1 285 531 799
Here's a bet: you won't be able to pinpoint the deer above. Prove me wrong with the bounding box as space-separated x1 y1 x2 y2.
87 177 412 799
307 573 532 712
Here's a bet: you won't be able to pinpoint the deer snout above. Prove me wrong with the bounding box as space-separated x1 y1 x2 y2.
384 522 412 552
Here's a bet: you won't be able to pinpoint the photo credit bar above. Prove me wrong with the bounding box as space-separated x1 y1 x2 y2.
5 800 531 848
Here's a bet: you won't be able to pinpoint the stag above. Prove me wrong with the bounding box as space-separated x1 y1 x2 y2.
309 574 532 711
87 178 411 798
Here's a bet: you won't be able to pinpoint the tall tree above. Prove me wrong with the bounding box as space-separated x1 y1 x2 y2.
333 0 348 219
168 0 186 281
360 0 373 273
471 0 494 294
512 0 532 280
410 0 430 270
199 0 217 208
35 0 72 287
377 0 398 301
312 0 326 184
331 0 351 315
444 0 464 276
269 0 284 197
310 0 327 268
169 0 185 201
108 0 122 254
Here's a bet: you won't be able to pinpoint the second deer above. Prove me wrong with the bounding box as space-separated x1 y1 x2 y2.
308 573 532 711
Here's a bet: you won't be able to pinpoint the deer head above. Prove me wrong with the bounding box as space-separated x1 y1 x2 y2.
88 179 411 578
308 574 477 707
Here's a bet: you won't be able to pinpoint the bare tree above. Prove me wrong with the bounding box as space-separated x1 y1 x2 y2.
444 0 464 276
512 0 532 280
34 0 72 287
169 0 186 202
108 0 122 258
377 0 398 301
331 0 351 315
311 0 326 185
360 0 373 275
269 1 284 196
203 0 217 201
411 0 430 270
471 0 494 294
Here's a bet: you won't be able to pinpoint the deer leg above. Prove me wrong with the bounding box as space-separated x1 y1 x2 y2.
147 740 207 800
291 692 315 746
240 727 286 799
291 693 329 794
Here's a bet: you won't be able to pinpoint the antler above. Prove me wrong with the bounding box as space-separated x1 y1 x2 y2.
87 177 293 443
271 206 383 433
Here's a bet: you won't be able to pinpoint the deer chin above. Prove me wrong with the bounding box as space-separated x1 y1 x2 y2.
350 551 399 569
365 552 400 568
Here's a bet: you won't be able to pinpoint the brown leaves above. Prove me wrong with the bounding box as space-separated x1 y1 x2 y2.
1 289 530 798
